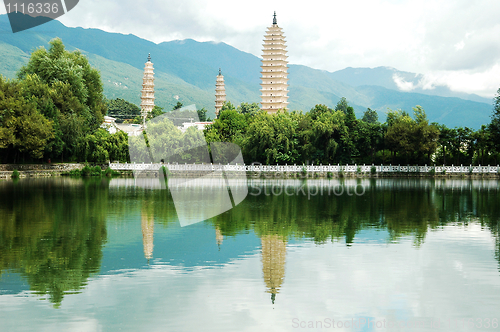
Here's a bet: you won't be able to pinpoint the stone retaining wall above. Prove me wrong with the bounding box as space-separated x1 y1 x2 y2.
0 164 109 179
0 163 86 171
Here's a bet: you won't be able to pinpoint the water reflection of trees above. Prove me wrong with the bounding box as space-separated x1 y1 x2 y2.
0 178 108 307
1 177 499 308
211 179 500 247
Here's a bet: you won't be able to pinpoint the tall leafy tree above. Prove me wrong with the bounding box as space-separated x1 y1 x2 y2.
0 76 54 162
335 98 358 162
362 108 379 124
12 38 106 161
489 87 500 157
243 110 301 164
18 38 106 130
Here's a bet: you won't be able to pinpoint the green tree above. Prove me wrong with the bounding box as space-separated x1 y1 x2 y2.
0 76 54 161
106 98 141 122
385 107 438 164
385 109 415 163
302 106 348 164
237 102 261 116
148 105 164 120
412 106 439 163
173 101 183 110
489 87 500 158
205 106 247 143
243 110 301 164
335 98 358 163
9 38 107 162
435 124 453 165
362 108 379 124
356 120 383 164
197 107 208 122
18 38 106 131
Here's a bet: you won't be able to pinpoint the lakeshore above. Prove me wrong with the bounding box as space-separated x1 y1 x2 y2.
1 163 500 179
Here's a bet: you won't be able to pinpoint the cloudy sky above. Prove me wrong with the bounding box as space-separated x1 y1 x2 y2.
3 0 500 97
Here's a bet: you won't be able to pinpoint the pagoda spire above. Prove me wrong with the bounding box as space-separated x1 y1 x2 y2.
260 13 289 114
215 69 226 118
140 54 155 127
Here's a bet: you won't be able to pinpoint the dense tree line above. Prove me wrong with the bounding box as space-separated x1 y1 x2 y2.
206 95 500 166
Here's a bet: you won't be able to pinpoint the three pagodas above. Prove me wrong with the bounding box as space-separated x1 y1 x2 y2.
141 12 289 121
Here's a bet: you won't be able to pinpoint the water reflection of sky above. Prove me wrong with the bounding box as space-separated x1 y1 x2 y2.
1 220 499 332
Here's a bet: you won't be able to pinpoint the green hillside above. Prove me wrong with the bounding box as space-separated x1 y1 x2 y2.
0 14 494 128
0 41 29 79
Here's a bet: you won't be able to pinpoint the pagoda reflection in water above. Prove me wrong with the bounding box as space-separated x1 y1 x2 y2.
261 234 287 304
141 208 154 262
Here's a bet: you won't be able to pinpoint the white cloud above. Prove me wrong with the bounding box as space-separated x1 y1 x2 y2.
393 74 416 92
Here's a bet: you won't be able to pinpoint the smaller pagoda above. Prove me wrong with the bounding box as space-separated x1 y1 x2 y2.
215 68 226 118
140 53 155 126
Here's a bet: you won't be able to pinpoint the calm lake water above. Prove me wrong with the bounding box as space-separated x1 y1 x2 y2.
0 177 499 332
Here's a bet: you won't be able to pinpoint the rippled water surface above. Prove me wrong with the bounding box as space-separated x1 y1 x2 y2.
0 177 499 331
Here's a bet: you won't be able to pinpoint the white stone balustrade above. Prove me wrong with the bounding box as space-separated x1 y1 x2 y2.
109 163 500 174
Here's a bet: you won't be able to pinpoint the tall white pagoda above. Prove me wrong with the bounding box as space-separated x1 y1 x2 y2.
140 53 155 126
260 12 289 114
215 68 226 118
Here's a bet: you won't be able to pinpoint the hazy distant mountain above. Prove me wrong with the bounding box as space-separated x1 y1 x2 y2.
329 66 492 104
0 14 493 128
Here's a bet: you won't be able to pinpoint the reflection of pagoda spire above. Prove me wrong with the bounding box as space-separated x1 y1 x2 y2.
261 234 287 304
215 226 224 250
141 210 154 261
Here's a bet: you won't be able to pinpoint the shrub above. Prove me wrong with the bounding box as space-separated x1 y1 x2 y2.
105 167 120 177
301 165 307 177
356 166 361 174
338 168 344 178
370 166 376 175
327 171 333 179
91 166 102 176
81 165 92 176
67 169 82 176
428 167 436 176
11 169 19 179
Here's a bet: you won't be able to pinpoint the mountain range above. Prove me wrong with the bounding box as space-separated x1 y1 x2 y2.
0 14 494 128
